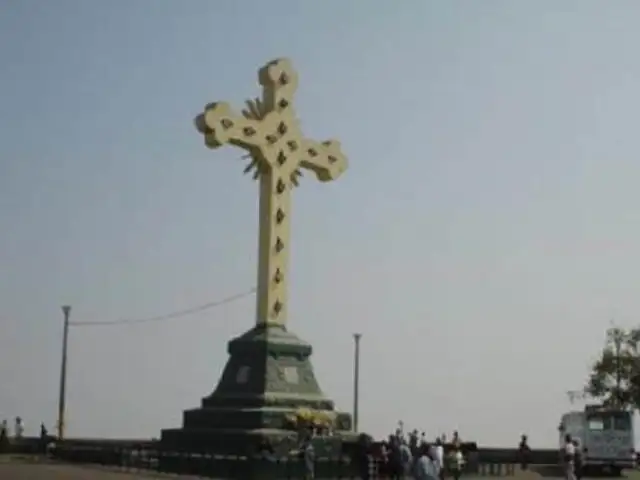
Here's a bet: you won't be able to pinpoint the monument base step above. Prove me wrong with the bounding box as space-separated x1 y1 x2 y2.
160 426 358 457
160 324 354 455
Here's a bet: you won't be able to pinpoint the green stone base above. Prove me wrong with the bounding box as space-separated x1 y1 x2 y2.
160 324 354 456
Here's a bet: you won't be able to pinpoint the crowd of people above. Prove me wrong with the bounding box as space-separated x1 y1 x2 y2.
0 416 25 443
0 417 54 454
356 428 469 480
285 423 470 479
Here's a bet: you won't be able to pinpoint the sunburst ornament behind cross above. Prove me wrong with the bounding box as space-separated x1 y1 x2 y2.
195 58 348 327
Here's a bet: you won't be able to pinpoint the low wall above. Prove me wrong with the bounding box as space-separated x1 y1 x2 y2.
0 437 47 455
0 437 563 478
1 437 560 464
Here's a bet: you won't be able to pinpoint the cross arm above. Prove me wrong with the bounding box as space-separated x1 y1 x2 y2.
194 102 266 151
299 139 348 182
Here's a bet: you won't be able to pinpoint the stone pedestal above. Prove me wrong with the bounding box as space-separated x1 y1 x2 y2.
161 324 354 455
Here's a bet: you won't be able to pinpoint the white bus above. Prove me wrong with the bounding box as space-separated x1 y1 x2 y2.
558 405 635 476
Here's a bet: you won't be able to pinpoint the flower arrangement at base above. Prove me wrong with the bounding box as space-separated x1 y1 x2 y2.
284 407 337 432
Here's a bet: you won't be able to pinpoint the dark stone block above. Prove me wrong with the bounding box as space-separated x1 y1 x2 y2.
160 323 354 455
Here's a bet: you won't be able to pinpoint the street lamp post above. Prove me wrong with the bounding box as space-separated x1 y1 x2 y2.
352 333 362 432
57 305 71 440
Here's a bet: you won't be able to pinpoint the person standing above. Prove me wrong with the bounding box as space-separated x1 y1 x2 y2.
518 434 531 470
562 434 576 480
432 438 445 480
301 430 315 480
399 438 413 477
0 420 8 453
447 445 465 480
409 430 419 450
14 417 24 439
572 439 583 480
387 436 406 480
414 444 439 480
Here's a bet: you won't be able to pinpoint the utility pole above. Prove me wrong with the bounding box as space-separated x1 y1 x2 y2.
352 333 362 432
57 305 71 440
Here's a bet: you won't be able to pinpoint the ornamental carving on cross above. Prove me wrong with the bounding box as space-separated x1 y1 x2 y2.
195 58 348 327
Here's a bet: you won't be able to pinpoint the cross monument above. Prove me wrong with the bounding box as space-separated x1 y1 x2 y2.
161 59 355 455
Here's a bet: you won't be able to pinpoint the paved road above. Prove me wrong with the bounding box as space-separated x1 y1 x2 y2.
1 463 517 479
0 463 536 480
1 462 632 479
0 462 208 479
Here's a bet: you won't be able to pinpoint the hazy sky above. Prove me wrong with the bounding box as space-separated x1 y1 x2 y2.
2 0 640 447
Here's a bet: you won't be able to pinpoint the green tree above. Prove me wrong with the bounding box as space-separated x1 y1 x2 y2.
585 326 640 409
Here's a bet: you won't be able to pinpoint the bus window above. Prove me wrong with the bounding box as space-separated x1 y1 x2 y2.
587 418 606 431
587 412 630 431
612 413 632 431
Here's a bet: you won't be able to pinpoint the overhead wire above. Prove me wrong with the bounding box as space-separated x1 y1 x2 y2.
69 287 256 327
